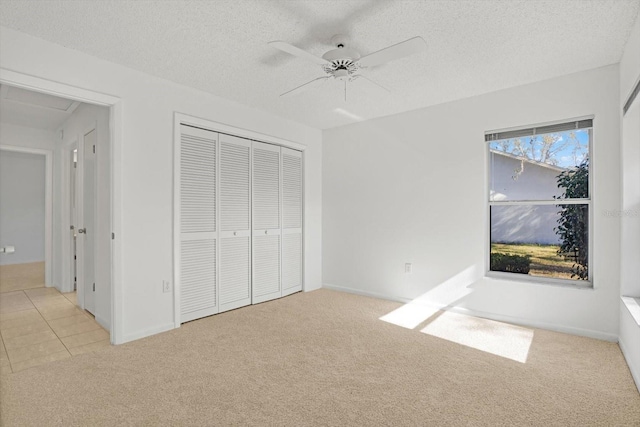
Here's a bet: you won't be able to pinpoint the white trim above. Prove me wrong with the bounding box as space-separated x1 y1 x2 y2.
172 118 181 329
175 112 306 152
485 116 594 287
485 271 593 289
110 101 123 345
1 67 123 345
322 283 618 342
485 115 595 136
621 296 640 326
618 337 640 393
95 314 109 331
0 69 119 106
444 306 617 342
323 283 410 304
120 322 175 344
61 139 78 293
0 145 53 287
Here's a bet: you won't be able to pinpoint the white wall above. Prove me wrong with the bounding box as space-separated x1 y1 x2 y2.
55 103 111 329
0 150 45 265
0 27 322 344
0 122 56 151
619 14 640 392
323 64 620 340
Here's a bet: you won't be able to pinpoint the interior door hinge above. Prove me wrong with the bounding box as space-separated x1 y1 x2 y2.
111 232 115 240
93 283 95 292
93 145 96 154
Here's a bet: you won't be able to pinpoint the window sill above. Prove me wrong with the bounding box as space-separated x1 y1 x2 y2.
485 271 593 290
622 296 640 327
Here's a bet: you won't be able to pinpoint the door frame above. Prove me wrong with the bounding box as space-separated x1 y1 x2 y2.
0 68 124 344
0 145 53 287
62 140 78 294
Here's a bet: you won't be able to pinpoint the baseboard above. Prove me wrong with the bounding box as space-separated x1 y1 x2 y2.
95 314 110 332
120 322 176 344
323 283 411 304
619 337 640 393
445 306 618 342
322 283 618 342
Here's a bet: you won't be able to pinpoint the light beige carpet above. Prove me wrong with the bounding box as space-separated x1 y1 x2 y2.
1 289 638 426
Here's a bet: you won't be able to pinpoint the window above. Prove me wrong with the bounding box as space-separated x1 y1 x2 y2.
486 119 592 284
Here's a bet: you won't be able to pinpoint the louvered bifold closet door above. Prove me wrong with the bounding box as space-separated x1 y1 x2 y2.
218 134 252 312
252 141 282 304
281 147 303 296
179 125 218 322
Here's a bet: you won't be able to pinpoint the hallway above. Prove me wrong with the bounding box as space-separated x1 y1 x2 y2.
1 286 109 374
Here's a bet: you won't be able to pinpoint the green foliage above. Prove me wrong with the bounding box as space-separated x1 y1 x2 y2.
490 252 531 274
555 159 589 280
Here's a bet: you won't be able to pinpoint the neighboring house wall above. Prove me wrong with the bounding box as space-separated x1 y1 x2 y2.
323 64 620 341
490 152 564 245
490 151 563 201
0 150 45 265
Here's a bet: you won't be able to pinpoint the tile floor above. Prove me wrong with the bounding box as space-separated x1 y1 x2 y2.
0 287 110 374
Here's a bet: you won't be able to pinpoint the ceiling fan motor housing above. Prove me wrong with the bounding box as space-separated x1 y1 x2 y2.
322 34 361 77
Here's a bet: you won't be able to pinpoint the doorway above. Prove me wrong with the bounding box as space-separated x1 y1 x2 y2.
0 72 121 345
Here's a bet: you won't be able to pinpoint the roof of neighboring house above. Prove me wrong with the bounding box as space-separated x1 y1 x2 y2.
489 149 568 172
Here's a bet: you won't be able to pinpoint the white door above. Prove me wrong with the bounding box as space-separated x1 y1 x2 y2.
179 125 218 322
81 130 96 314
281 148 303 296
252 142 281 304
218 134 252 312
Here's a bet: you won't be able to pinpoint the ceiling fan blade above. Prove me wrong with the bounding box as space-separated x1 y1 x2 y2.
280 76 331 97
358 36 426 67
352 75 390 92
268 41 330 65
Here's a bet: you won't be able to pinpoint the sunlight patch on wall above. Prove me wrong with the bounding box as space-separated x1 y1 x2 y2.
421 311 533 363
379 265 478 329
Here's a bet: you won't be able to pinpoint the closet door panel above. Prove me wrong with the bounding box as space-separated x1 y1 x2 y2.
179 125 218 322
281 148 303 296
219 134 252 312
252 142 281 304
252 234 281 301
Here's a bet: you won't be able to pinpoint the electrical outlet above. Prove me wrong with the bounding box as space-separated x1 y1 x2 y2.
162 280 171 293
405 263 412 274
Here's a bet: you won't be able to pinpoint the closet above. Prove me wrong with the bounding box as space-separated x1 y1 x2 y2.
177 124 303 323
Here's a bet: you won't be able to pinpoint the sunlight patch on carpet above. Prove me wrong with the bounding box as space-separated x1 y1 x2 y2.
420 311 534 363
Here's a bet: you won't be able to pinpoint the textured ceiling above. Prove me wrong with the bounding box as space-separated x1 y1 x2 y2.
1 0 638 129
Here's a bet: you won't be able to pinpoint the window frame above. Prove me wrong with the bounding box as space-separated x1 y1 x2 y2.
484 116 594 288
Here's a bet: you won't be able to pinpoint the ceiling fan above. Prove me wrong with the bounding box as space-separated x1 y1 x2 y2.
269 34 427 99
